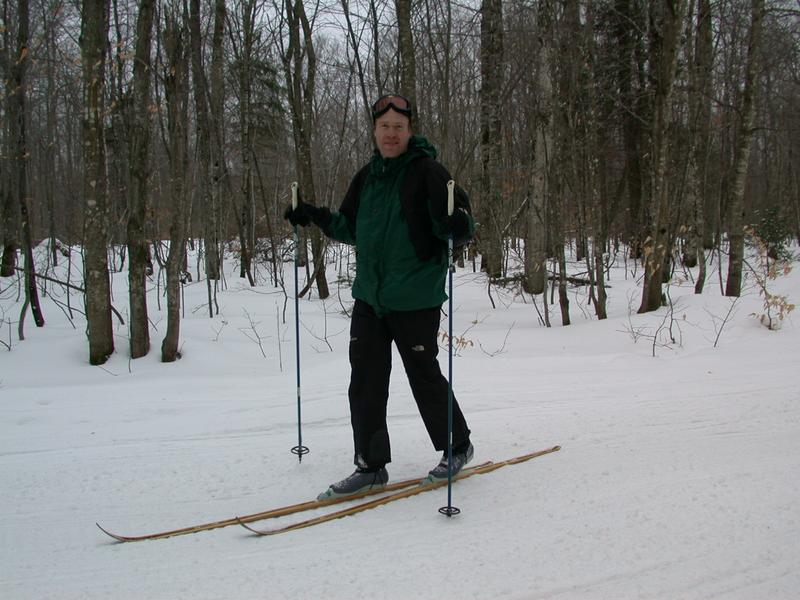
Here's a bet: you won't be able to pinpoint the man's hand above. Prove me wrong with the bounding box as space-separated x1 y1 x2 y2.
441 208 471 239
283 202 330 228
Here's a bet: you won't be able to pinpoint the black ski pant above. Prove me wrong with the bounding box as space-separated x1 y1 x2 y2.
348 299 471 469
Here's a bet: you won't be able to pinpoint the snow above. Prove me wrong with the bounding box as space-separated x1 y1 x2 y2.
1 244 799 599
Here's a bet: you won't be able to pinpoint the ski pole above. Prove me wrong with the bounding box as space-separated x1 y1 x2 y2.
290 182 309 462
439 179 460 517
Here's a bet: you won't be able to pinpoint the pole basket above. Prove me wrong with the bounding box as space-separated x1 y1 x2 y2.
438 505 461 517
291 445 310 461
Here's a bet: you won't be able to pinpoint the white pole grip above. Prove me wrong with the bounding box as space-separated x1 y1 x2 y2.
447 180 455 216
291 181 299 209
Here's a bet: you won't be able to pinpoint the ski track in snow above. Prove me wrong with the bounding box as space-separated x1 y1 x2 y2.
1 246 799 599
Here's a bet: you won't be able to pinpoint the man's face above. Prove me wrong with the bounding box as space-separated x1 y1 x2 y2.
373 110 412 158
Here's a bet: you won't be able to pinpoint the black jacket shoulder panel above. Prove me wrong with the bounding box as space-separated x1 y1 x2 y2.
335 163 371 239
400 157 448 262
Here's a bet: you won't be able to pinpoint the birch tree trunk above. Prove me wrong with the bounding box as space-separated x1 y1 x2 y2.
127 0 154 358
725 0 764 297
81 0 114 364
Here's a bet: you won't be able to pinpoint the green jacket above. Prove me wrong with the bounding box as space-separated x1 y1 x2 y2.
324 136 473 316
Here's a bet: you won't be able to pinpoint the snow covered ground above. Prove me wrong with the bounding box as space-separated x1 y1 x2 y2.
1 242 799 599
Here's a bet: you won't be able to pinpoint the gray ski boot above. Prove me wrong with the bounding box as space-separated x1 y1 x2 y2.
423 443 474 484
317 466 389 501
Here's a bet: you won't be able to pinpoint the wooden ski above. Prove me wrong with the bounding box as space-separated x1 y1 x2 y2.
96 462 492 543
238 445 561 536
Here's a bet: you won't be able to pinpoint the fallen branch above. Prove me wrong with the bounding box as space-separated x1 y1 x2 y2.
13 266 125 325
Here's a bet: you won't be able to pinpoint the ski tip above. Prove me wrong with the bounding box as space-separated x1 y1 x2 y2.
316 488 335 502
96 522 128 543
236 516 267 536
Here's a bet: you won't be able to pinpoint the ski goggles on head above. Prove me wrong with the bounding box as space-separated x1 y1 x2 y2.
371 94 412 121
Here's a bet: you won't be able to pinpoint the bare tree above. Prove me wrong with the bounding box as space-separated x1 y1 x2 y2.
725 0 765 297
281 0 329 299
340 0 371 122
478 0 504 279
40 0 61 267
189 0 220 287
81 0 115 364
584 1 607 320
233 0 258 286
9 0 44 328
1 0 18 278
638 0 687 314
160 2 189 362
395 0 416 106
127 0 155 358
523 0 552 297
687 0 714 294
209 0 226 276
613 0 646 259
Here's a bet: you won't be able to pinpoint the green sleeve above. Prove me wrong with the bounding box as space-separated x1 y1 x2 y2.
324 212 356 245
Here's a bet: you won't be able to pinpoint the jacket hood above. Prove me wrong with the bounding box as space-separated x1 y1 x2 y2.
407 135 437 159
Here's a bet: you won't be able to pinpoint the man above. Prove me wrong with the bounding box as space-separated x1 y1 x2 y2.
284 94 474 499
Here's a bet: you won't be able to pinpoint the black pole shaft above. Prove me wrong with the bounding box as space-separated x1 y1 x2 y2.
446 235 454 507
294 225 303 460
290 184 309 461
439 180 460 517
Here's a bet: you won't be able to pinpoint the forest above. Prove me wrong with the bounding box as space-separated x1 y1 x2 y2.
1 0 798 364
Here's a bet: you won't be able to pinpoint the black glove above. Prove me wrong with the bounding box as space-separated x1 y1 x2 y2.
441 207 471 240
283 201 330 228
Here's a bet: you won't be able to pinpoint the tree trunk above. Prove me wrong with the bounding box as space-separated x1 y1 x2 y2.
613 0 645 258
523 0 552 296
638 0 687 314
689 0 713 294
189 0 220 286
1 0 18 278
13 0 43 327
127 0 154 359
556 241 570 326
209 0 226 280
81 0 114 364
43 4 59 268
237 0 257 286
478 0 504 279
341 0 372 124
161 6 189 362
282 0 329 299
395 0 416 107
725 0 764 297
